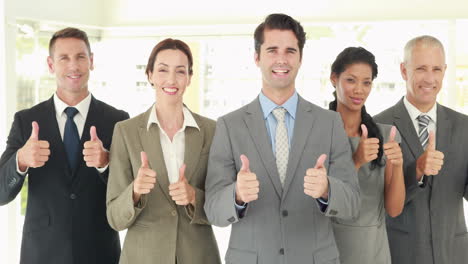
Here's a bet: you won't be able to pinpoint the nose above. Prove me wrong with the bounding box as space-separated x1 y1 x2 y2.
275 51 288 65
353 84 364 95
168 70 176 84
423 71 436 84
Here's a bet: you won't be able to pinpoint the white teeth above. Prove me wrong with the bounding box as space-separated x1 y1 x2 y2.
163 88 177 93
68 75 80 79
273 69 288 73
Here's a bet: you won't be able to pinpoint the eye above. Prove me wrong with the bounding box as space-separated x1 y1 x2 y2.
158 69 167 72
177 70 186 74
346 78 355 83
364 81 372 86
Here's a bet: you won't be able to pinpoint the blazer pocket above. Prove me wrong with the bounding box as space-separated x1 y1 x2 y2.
23 214 50 235
314 246 339 264
225 248 257 264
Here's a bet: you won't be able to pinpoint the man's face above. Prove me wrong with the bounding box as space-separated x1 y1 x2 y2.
401 44 446 111
255 29 301 93
47 37 94 96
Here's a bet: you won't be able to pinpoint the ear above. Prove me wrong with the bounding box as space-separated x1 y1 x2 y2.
400 62 408 81
254 52 260 66
187 73 192 87
47 56 55 74
89 53 94 71
330 72 338 88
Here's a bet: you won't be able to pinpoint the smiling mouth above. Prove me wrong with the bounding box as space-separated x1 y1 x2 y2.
350 97 363 104
67 75 81 79
163 87 178 94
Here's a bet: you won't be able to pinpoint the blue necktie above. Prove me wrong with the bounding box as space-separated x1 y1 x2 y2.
64 107 80 171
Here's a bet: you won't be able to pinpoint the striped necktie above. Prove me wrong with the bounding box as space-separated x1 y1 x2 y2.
417 114 431 149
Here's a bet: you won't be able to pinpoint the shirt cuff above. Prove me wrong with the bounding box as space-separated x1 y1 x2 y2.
95 164 109 173
16 152 28 176
233 188 247 210
418 175 426 187
317 197 329 205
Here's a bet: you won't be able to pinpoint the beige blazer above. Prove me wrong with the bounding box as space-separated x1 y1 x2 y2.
106 106 221 264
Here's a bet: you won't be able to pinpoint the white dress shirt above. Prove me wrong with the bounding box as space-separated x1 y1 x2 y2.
16 93 106 174
147 105 199 184
403 96 437 185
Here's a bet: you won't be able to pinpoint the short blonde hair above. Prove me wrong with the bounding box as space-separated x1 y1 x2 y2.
403 35 445 63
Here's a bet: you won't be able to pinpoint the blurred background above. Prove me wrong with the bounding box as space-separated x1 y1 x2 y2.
1 0 468 263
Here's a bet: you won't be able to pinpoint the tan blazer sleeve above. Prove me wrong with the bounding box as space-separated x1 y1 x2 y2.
106 122 146 231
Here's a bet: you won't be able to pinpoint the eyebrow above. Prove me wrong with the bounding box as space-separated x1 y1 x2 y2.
346 74 372 80
157 63 186 69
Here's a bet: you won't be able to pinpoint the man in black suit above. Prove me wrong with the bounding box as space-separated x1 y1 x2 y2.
0 27 128 264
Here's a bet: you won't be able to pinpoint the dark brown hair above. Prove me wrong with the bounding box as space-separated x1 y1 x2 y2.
49 27 91 56
254 13 306 58
145 38 193 85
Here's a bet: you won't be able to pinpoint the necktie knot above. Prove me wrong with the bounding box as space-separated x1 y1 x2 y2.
272 107 287 123
417 114 431 127
65 107 79 119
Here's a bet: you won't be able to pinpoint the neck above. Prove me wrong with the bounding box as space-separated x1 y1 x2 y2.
261 86 295 106
56 90 89 106
337 103 362 137
155 101 184 131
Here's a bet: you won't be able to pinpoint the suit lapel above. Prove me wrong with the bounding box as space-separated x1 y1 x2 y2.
183 113 204 183
40 97 72 178
244 98 282 198
138 108 175 208
393 99 423 160
433 104 452 187
282 96 315 199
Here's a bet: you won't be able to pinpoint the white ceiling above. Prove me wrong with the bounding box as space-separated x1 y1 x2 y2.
7 0 468 28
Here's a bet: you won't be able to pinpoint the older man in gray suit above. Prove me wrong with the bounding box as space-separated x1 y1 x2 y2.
204 14 360 264
374 35 468 264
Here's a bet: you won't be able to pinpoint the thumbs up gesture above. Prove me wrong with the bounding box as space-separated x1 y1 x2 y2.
133 151 157 204
169 164 196 206
17 121 51 171
383 126 403 167
83 126 108 168
352 124 380 169
304 154 329 199
235 155 259 204
416 131 444 180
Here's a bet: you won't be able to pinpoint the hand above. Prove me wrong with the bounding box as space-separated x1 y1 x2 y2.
17 121 50 171
133 151 157 204
352 124 379 169
383 126 403 167
235 155 259 204
83 126 109 168
416 131 444 180
169 164 196 206
304 154 329 199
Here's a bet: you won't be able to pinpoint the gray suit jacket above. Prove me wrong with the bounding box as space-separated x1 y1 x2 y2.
204 95 360 264
374 98 468 264
106 107 221 264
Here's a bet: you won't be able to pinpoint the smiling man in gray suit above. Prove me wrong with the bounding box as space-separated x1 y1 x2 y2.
204 14 360 264
374 35 468 264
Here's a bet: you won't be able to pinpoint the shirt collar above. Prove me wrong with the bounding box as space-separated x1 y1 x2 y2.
53 92 92 118
403 96 437 124
147 104 200 131
258 91 298 120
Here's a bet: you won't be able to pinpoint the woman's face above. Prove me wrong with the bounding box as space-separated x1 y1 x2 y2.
148 49 191 105
331 63 373 113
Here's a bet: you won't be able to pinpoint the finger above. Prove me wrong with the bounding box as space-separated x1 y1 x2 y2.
314 154 327 169
38 140 50 149
389 126 397 142
83 141 98 149
366 138 380 144
30 121 39 140
361 124 368 139
140 151 149 168
427 131 436 151
240 154 250 173
90 126 99 141
140 167 156 177
178 164 186 182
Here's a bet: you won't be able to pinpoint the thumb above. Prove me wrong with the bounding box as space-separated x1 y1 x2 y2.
361 124 368 140
140 151 149 168
90 126 99 141
427 131 436 150
178 164 186 182
30 121 39 140
389 126 397 142
314 154 327 169
240 154 250 173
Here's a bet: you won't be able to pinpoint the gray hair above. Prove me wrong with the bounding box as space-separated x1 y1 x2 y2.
403 35 445 63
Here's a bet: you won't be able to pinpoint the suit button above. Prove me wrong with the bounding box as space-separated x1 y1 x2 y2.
70 193 77 200
282 210 288 217
279 248 284 255
171 210 177 216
